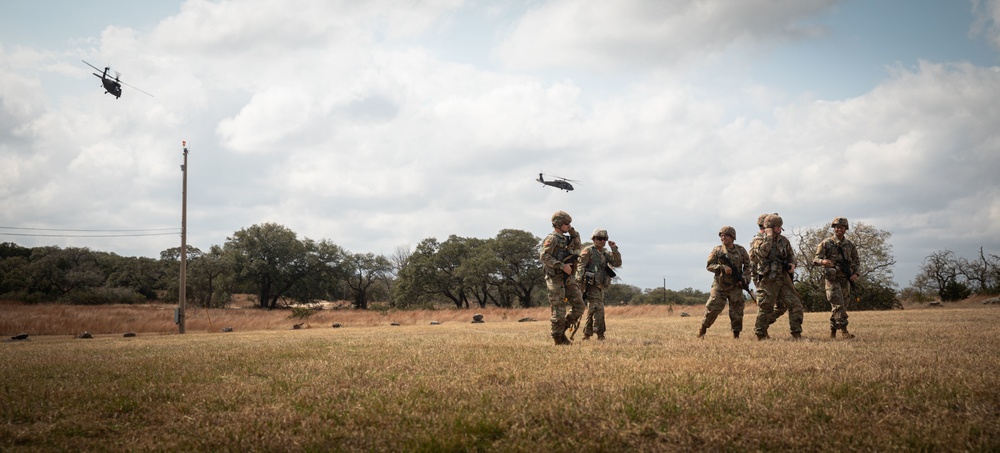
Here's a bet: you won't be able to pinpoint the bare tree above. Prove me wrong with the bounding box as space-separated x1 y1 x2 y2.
958 247 1000 294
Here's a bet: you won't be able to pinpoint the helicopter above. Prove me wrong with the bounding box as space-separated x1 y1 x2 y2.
82 60 153 99
536 172 579 191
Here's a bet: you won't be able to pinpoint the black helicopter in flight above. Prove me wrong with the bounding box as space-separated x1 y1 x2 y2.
82 60 153 99
536 172 579 192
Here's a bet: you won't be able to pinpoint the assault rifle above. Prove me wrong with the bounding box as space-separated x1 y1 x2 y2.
568 313 582 340
559 250 582 339
836 244 858 293
719 249 756 303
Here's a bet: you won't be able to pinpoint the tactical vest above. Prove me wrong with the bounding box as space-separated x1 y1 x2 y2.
820 237 855 280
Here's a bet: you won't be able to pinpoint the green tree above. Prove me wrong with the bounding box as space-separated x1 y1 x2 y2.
605 283 642 306
633 287 708 305
106 256 168 300
460 237 500 308
191 245 232 307
0 242 31 259
224 223 311 309
345 252 392 309
27 246 107 298
394 235 476 309
162 245 234 308
490 229 543 308
292 239 349 303
392 238 439 308
392 231 544 309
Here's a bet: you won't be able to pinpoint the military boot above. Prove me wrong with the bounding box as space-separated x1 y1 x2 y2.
697 326 707 338
840 328 855 339
756 332 768 341
733 331 740 339
597 333 605 341
554 334 573 345
791 332 802 340
830 326 837 339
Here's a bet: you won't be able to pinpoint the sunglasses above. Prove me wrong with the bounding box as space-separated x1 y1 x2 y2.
594 237 608 241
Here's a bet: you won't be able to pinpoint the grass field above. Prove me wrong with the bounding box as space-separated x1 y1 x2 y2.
2 300 999 451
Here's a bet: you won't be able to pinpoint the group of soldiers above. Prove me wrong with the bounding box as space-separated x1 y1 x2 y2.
539 211 622 345
538 210 861 345
698 214 861 340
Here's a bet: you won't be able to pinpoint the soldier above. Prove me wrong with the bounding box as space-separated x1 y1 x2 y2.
539 210 585 345
812 217 860 339
750 213 787 328
751 214 805 340
576 228 622 341
698 226 751 339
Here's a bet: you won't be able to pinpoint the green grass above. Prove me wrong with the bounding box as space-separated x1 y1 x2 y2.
2 304 999 451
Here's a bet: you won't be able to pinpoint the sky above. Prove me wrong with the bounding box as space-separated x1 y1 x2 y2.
2 0 999 293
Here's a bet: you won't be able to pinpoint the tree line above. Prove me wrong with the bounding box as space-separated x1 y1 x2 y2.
0 223 706 309
904 248 1000 302
7 221 983 311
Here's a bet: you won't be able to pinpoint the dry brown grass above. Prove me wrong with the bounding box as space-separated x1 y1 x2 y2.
0 300 697 336
2 298 999 451
1 296 989 337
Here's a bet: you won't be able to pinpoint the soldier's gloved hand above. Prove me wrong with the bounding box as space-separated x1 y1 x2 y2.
568 227 579 238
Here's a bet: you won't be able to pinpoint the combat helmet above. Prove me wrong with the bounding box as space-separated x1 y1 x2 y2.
757 213 776 228
718 226 736 239
832 217 849 229
591 228 609 240
764 214 783 229
551 210 573 228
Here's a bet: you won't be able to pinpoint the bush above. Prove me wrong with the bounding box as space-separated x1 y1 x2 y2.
940 280 971 302
855 283 902 310
797 280 900 311
0 290 47 304
796 282 829 313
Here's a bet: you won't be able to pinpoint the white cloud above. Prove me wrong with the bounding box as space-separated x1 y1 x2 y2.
1 0 999 292
972 0 1000 49
497 0 838 71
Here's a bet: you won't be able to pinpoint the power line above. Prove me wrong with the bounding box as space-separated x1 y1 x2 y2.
0 232 178 238
0 226 180 238
0 226 178 232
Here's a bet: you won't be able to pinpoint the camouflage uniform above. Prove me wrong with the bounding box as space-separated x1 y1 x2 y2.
540 211 584 345
751 215 804 339
575 228 622 340
749 213 787 326
700 226 751 338
812 217 860 337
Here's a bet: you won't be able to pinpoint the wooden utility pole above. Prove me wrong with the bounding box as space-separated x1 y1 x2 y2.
178 141 188 334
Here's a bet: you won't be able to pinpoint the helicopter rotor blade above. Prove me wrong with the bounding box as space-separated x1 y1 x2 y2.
120 80 154 97
549 173 581 183
82 60 103 72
